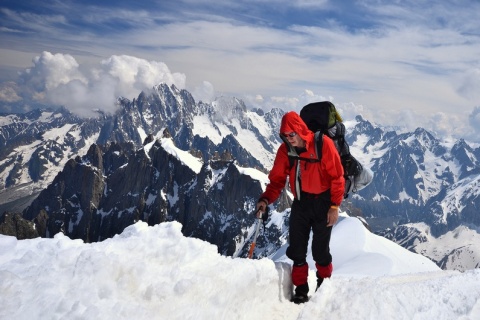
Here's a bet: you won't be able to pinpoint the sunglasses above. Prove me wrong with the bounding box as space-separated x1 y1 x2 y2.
282 132 297 138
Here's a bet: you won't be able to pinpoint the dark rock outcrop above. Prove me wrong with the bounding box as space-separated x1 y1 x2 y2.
21 136 279 255
0 212 38 239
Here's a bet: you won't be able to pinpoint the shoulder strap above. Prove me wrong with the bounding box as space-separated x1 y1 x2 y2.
314 131 323 163
284 132 323 169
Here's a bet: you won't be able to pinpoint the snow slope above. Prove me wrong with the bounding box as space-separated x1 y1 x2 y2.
413 223 480 271
1 215 479 320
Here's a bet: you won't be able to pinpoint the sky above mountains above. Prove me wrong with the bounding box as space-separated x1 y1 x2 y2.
1 0 480 140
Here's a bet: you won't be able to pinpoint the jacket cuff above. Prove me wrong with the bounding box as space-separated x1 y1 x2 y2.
258 198 269 206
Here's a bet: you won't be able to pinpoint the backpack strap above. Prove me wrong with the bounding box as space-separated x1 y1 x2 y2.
327 122 350 157
313 131 323 163
281 132 324 201
283 132 323 169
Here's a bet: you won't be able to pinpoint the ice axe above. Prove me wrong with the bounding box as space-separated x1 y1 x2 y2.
247 206 269 259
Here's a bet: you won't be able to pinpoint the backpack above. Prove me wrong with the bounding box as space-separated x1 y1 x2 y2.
283 101 373 199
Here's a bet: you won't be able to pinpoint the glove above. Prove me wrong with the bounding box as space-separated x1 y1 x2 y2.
261 205 270 223
255 199 270 222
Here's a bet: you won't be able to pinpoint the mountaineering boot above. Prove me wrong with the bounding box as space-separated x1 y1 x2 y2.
292 292 309 304
291 283 309 304
316 277 324 292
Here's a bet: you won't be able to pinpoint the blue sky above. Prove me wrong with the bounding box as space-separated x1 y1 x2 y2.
1 0 480 140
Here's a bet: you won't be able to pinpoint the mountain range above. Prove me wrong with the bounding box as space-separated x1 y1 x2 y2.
1 83 479 270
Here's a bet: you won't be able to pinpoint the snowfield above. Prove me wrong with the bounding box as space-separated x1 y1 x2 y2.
1 214 479 320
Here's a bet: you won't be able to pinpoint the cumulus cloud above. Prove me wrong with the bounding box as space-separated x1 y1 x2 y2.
191 81 215 103
99 55 186 100
469 106 480 126
425 112 463 139
336 102 365 122
458 68 480 103
467 106 480 139
243 89 331 112
0 82 21 103
14 52 186 117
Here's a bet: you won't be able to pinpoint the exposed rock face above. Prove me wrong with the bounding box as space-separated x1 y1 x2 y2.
24 144 105 241
0 212 38 239
21 136 280 256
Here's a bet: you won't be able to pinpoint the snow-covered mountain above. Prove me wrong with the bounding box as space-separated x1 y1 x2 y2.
4 215 479 320
379 223 480 271
343 116 480 270
0 84 290 257
1 83 480 270
0 84 282 214
19 132 287 256
0 108 101 212
346 117 480 220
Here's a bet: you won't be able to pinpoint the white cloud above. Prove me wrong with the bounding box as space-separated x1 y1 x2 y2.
250 0 330 9
293 0 329 8
0 81 21 103
20 52 86 92
1 1 480 139
47 77 117 117
468 106 480 140
243 89 330 112
458 68 480 103
137 17 477 134
15 52 186 117
100 55 186 97
191 81 215 103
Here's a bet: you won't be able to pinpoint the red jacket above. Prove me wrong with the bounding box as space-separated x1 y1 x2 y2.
260 111 345 206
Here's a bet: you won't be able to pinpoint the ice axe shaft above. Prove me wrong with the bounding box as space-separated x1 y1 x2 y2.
247 209 263 259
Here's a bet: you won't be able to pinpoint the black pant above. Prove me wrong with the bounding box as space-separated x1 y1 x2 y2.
286 190 332 266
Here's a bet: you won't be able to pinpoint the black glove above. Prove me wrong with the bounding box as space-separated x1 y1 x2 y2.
260 205 270 223
255 199 269 222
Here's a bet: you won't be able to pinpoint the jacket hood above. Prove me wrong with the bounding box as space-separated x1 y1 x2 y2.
280 111 313 142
